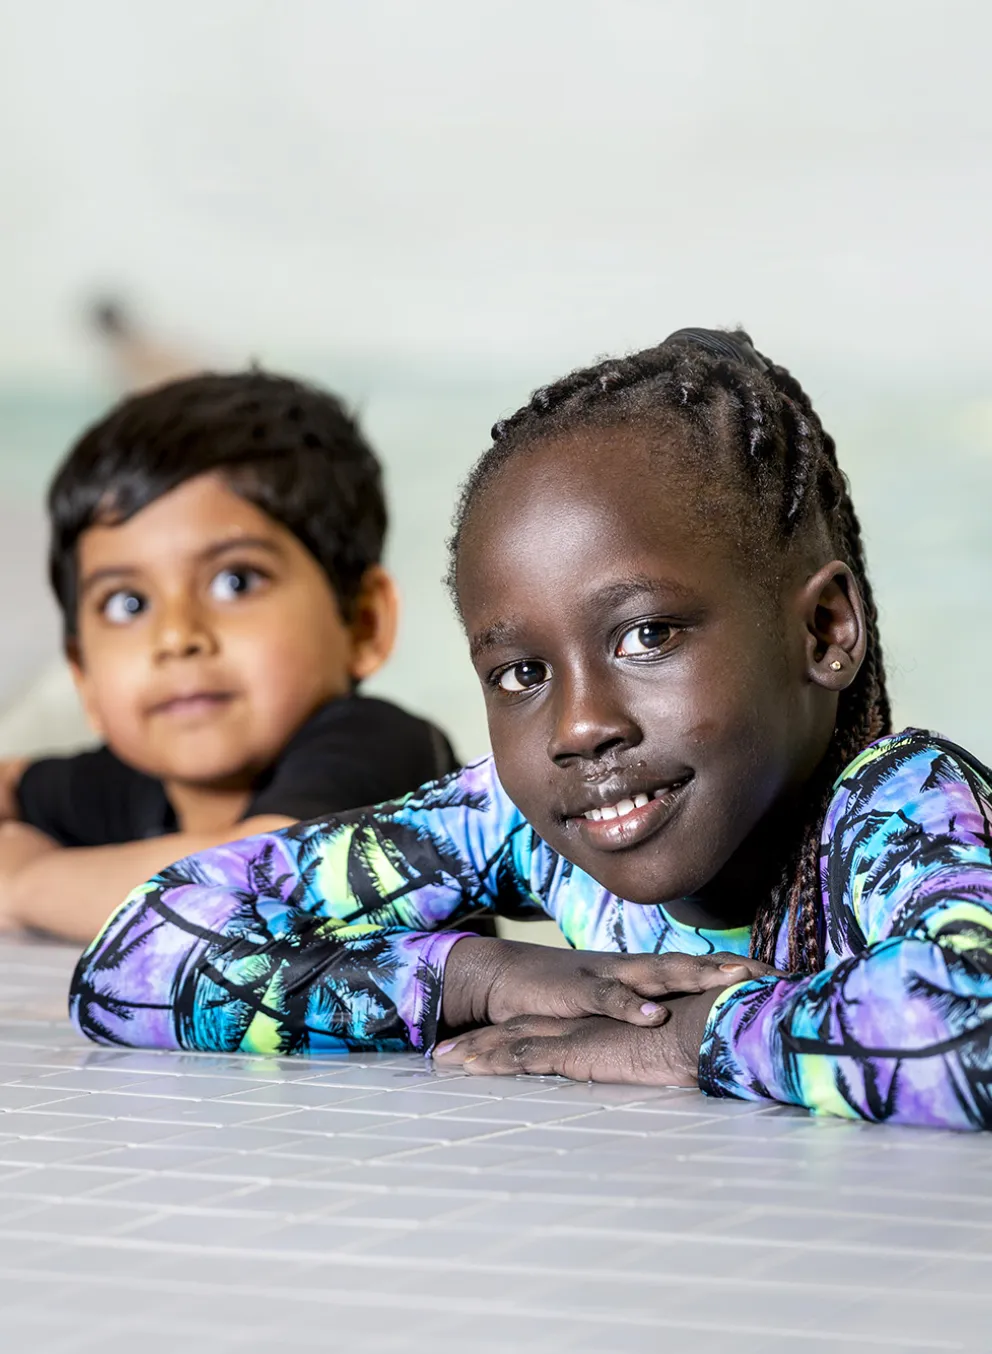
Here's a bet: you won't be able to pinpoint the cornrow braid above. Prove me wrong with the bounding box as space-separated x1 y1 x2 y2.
448 328 891 974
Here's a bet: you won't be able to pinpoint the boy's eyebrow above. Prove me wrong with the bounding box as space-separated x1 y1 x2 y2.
78 565 139 599
198 535 285 562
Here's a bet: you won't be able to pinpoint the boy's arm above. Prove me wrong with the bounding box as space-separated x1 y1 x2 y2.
0 759 29 822
0 815 293 943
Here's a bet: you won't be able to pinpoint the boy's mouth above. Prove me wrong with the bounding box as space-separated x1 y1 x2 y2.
567 777 692 852
148 691 236 720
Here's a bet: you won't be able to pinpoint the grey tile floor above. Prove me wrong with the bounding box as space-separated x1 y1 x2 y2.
0 937 988 1353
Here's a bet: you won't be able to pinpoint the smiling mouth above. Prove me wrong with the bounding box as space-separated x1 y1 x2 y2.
568 777 692 851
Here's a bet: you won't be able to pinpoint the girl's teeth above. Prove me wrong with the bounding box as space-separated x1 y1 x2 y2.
584 793 653 822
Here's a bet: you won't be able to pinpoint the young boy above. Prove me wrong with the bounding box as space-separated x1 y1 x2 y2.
0 370 456 942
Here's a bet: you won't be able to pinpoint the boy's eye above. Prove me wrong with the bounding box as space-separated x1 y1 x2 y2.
496 660 550 693
102 590 146 625
616 621 673 657
209 567 264 602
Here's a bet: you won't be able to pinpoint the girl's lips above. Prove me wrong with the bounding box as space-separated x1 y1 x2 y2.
569 778 691 852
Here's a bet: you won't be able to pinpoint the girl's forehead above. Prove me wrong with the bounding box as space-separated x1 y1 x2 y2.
457 431 760 624
461 427 728 565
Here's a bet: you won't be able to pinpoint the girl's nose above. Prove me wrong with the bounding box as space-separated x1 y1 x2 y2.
546 674 641 765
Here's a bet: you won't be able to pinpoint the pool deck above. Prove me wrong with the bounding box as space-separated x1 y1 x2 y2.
0 935 988 1353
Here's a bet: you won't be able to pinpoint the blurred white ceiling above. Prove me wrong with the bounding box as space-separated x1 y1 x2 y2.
0 0 990 381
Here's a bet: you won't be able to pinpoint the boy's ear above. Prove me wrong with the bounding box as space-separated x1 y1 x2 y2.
800 560 867 691
346 566 400 682
65 640 107 740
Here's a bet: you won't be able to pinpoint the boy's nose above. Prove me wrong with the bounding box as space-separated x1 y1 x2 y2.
152 600 217 662
546 675 641 766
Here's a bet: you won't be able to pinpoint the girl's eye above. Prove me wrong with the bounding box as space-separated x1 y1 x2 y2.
616 621 673 657
209 567 264 602
496 660 550 693
102 590 146 625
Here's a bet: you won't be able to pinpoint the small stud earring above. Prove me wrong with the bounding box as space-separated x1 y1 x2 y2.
829 660 843 671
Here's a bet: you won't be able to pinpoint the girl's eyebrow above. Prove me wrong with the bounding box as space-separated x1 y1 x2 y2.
580 575 700 623
470 575 697 660
469 620 517 661
587 574 692 610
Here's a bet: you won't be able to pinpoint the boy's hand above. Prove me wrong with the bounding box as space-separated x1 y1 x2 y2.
441 937 775 1032
433 988 727 1085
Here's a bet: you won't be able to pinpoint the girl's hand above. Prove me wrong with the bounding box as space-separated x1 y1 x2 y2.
433 989 725 1085
441 937 774 1035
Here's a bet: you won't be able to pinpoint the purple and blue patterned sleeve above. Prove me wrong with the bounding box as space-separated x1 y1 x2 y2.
698 732 992 1129
69 759 540 1056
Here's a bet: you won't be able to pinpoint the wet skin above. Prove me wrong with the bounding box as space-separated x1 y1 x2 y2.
455 425 863 929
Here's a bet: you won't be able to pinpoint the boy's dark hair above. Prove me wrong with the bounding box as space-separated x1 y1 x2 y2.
49 370 387 640
448 328 891 976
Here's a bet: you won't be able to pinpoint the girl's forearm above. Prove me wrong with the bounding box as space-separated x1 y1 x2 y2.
699 933 992 1129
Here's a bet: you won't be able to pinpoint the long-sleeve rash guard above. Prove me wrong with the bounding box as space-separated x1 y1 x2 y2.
69 729 992 1130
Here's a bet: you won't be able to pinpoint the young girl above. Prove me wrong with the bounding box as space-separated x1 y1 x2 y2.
69 329 992 1131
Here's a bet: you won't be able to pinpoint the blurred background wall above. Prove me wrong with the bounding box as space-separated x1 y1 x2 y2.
1 0 990 762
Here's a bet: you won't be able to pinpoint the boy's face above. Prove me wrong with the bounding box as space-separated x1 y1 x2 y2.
71 472 389 790
457 426 840 912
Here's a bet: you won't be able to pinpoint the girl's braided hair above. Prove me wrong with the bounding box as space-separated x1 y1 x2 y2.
447 328 890 974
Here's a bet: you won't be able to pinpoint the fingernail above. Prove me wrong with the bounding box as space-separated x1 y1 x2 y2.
640 1002 663 1016
719 964 748 974
433 1040 457 1057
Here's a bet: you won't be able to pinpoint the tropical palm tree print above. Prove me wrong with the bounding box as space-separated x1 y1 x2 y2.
70 732 992 1129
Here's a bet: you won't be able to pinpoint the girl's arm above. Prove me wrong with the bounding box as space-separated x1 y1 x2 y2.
699 733 992 1130
70 761 515 1054
70 758 761 1056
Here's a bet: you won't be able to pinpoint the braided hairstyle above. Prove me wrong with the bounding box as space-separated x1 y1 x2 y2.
447 328 890 974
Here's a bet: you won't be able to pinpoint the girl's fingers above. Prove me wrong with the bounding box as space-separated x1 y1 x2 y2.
462 1036 563 1077
432 1036 480 1064
586 978 670 1026
709 951 784 977
454 1019 674 1084
615 953 757 997
432 1016 566 1065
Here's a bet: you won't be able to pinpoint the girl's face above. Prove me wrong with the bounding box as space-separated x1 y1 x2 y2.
457 425 844 912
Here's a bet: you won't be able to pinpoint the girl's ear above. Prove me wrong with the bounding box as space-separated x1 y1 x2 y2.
800 560 867 691
66 640 107 740
346 565 400 682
